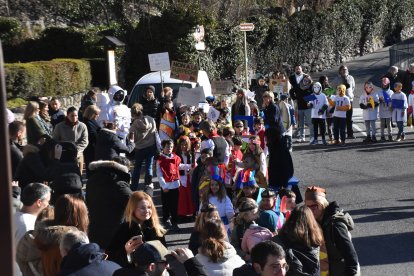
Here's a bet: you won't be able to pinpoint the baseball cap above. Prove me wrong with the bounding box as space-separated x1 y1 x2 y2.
132 240 171 266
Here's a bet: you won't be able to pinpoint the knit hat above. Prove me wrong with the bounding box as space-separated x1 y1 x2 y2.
146 85 156 93
132 240 171 266
305 186 326 201
256 210 278 232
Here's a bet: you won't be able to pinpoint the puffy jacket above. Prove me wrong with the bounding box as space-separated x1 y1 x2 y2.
241 224 273 254
139 96 160 119
94 128 134 161
86 160 132 249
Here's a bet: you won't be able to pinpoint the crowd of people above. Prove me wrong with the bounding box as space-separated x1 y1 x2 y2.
8 61 414 276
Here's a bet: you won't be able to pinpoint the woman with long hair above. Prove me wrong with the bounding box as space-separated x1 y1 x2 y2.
231 89 251 123
189 203 220 255
196 219 244 275
53 194 89 233
273 205 324 276
106 191 167 268
24 101 52 145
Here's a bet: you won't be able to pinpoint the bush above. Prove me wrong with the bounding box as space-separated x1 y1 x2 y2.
0 17 24 45
5 59 91 99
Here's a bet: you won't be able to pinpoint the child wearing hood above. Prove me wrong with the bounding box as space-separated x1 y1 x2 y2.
308 82 329 145
359 81 380 142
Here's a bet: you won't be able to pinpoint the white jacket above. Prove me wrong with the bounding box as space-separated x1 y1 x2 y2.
196 242 245 276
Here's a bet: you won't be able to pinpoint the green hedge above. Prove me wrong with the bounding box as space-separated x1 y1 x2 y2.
5 59 91 99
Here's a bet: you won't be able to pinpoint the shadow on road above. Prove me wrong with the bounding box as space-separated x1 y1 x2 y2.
349 205 414 223
353 232 414 266
293 140 414 153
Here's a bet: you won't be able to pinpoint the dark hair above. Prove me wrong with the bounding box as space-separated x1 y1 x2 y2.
21 183 51 206
222 126 235 137
161 139 174 148
200 219 226 263
192 111 202 117
251 240 285 269
278 188 296 199
8 120 25 137
54 194 89 232
67 106 77 114
254 117 264 125
232 136 243 146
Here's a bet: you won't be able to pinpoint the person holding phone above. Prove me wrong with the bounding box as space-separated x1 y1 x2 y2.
106 191 167 268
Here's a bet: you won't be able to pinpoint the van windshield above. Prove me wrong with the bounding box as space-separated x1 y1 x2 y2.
128 83 193 107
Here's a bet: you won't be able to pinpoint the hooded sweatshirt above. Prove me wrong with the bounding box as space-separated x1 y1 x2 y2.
130 115 158 150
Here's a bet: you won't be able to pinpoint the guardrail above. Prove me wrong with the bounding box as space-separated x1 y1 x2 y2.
389 38 414 69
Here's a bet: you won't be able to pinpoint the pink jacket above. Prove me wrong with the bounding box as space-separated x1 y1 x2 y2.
241 224 273 253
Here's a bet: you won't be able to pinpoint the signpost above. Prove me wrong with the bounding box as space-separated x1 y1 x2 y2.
148 52 171 91
239 23 254 89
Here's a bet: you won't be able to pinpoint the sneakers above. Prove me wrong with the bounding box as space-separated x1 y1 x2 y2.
380 136 386 142
395 134 401 142
296 138 305 143
388 135 394 142
401 134 406 141
340 141 346 146
332 140 340 145
371 136 377 142
362 136 371 143
322 139 327 145
310 139 318 145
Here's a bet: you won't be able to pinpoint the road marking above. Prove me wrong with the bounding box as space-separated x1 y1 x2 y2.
353 123 367 137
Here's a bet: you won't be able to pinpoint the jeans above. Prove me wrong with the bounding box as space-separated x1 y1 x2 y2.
380 118 392 136
365 120 376 137
397 121 404 136
333 117 346 141
326 117 334 139
297 109 313 140
131 144 157 191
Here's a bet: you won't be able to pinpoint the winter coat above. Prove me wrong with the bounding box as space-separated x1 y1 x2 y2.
16 230 43 276
332 75 355 101
26 115 51 145
273 235 320 276
83 118 101 165
94 128 135 161
231 221 253 259
252 84 268 109
139 96 160 119
86 160 132 249
52 120 89 157
10 140 23 179
321 202 359 276
50 162 82 204
58 243 121 276
130 115 158 150
196 241 245 276
48 108 65 128
106 220 166 268
15 144 60 190
233 263 260 276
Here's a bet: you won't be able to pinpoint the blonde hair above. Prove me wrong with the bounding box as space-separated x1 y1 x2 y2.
234 197 258 225
337 84 346 96
262 91 274 101
83 105 101 120
124 191 166 237
131 103 144 119
195 203 219 232
24 101 39 120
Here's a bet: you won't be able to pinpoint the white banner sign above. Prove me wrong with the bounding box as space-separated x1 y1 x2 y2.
207 107 221 122
148 52 170 71
211 80 233 95
177 86 205 107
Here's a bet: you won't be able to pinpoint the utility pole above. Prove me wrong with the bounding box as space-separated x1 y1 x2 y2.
239 23 255 89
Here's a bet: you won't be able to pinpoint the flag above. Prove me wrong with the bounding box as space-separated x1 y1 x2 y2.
303 94 317 102
368 96 375 110
383 91 391 104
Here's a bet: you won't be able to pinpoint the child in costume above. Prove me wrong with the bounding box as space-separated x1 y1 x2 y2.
330 85 351 145
256 189 285 233
176 136 195 217
378 77 394 141
159 99 178 141
391 82 408 141
156 139 192 231
200 174 234 230
190 148 212 211
309 82 329 145
253 117 266 151
407 81 414 128
359 81 379 142
246 136 267 179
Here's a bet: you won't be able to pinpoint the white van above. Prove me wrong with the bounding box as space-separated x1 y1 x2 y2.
127 70 212 107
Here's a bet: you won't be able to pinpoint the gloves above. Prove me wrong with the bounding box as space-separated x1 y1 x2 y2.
366 103 372 109
329 107 335 114
321 104 329 111
374 102 379 107
318 109 324 115
308 102 314 108
360 103 367 109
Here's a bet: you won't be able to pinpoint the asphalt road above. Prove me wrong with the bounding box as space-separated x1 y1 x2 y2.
153 46 414 275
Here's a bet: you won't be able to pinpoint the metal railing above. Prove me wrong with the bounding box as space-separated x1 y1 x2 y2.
390 37 414 69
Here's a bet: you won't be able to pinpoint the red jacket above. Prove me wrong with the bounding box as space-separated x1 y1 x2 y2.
157 154 181 182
